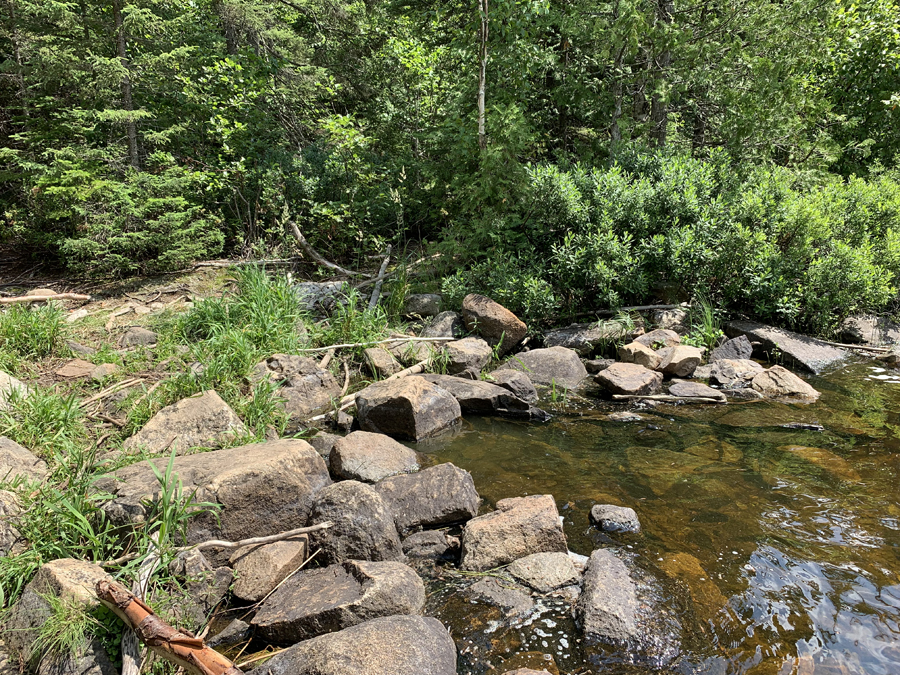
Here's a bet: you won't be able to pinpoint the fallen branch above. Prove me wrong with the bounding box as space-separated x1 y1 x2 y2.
353 252 442 290
122 533 161 675
96 579 242 675
80 378 144 408
0 292 90 305
286 220 369 278
612 394 726 404
368 245 391 311
296 336 453 354
817 339 890 353
340 361 350 398
319 348 335 369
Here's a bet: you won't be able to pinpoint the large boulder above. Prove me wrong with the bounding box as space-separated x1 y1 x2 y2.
544 321 638 357
708 335 753 362
356 378 461 442
230 538 309 603
709 358 765 387
461 294 527 356
404 294 442 318
617 341 661 370
0 371 28 411
123 390 246 454
443 337 493 376
725 320 847 374
657 345 702 377
751 365 821 401
329 431 419 483
250 354 342 424
422 311 465 339
461 494 567 571
594 363 662 396
504 347 587 390
375 462 480 533
307 480 403 564
487 369 538 403
252 560 425 644
100 440 331 557
251 615 456 675
507 552 580 593
0 436 48 483
416 374 544 419
575 549 638 644
634 329 680 349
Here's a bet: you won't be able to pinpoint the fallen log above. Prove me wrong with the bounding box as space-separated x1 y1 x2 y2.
286 220 369 278
96 579 243 675
368 245 391 311
0 292 90 304
612 394 727 404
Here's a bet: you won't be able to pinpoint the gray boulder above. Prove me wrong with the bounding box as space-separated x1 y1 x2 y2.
461 294 527 356
466 577 534 616
504 346 587 390
668 380 726 402
422 311 465 339
404 294 442 317
231 538 309 603
709 358 765 387
329 431 419 483
251 615 456 675
725 320 847 374
487 369 538 403
589 505 641 533
594 363 663 396
635 329 680 349
123 390 246 454
461 494 567 571
308 480 403 564
416 375 545 419
363 347 402 378
356 378 461 441
751 365 821 402
375 462 480 533
251 354 342 424
575 549 638 644
507 552 580 593
443 337 493 375
402 531 460 560
709 335 753 362
544 322 637 357
252 560 425 644
0 436 48 483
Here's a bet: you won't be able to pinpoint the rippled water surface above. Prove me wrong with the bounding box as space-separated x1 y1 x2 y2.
420 360 900 674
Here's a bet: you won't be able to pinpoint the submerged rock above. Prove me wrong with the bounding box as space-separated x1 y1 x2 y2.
507 552 581 593
462 294 527 355
589 504 641 533
504 347 588 390
356 377 461 441
466 577 534 616
725 320 846 374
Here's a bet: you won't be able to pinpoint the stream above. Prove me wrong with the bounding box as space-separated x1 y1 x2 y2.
418 359 900 674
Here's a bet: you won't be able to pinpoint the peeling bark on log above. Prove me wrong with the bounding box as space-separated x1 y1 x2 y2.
0 293 90 304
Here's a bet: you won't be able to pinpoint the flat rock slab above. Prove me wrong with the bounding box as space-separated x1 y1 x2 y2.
504 347 587 390
375 462 480 532
230 537 309 603
466 577 534 616
251 354 342 424
462 294 527 355
444 337 493 375
507 552 580 593
252 560 425 644
0 436 48 483
356 377 461 441
255 615 457 675
461 494 567 571
576 549 639 644
488 369 539 403
751 365 820 402
594 362 662 396
668 380 726 402
709 335 753 362
417 374 544 420
330 430 419 483
308 480 403 564
725 321 847 374
590 504 641 533
100 439 330 551
123 390 247 454
54 358 95 378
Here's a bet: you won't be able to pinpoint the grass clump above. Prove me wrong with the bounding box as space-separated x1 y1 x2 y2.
0 388 87 460
31 593 104 664
0 303 67 373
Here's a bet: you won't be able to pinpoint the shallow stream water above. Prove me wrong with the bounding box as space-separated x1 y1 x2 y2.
419 360 900 674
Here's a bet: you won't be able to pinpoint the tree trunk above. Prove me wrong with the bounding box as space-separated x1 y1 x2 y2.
5 0 28 119
112 0 140 170
477 0 488 150
649 0 673 147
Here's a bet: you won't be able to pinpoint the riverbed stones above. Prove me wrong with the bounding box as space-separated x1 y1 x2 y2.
356 377 461 441
252 560 425 644
0 436 48 483
617 341 661 370
0 371 28 411
589 504 641 534
123 390 247 454
544 322 637 356
751 365 820 401
308 480 402 564
466 577 534 616
444 337 493 375
423 311 465 339
402 531 460 560
778 445 860 481
507 552 580 593
418 374 541 418
54 358 95 379
461 494 567 571
462 294 527 355
725 320 847 374
657 345 702 377
363 347 402 378
251 354 342 423
329 431 419 483
101 439 330 553
375 462 480 532
709 335 753 362
635 329 680 349
488 369 539 403
256 615 457 675
404 294 442 317
505 346 587 390
594 362 663 396
668 380 726 402
575 549 638 644
230 538 309 603
709 358 765 388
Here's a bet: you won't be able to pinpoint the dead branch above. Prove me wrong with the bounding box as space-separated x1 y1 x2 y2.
96 579 243 675
353 253 441 290
612 394 726 404
286 220 369 278
296 336 453 354
319 348 335 369
817 339 889 353
80 378 144 408
0 292 90 305
368 245 391 311
340 361 350 397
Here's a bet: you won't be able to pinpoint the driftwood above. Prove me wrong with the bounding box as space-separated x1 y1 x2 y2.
96 579 243 675
286 220 369 278
818 339 890 353
612 394 726 404
368 245 392 311
0 292 90 304
121 534 162 675
296 336 454 354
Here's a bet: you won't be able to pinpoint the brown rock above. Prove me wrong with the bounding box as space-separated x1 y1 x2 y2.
363 347 402 378
375 462 480 532
617 341 661 370
751 365 820 401
657 345 702 377
504 346 587 390
251 354 342 425
461 294 527 355
0 436 48 483
635 329 680 349
594 362 663 396
330 431 419 483
356 377 461 441
54 359 95 379
443 337 493 375
230 537 309 603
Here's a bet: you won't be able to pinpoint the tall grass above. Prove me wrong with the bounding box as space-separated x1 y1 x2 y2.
0 303 67 373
